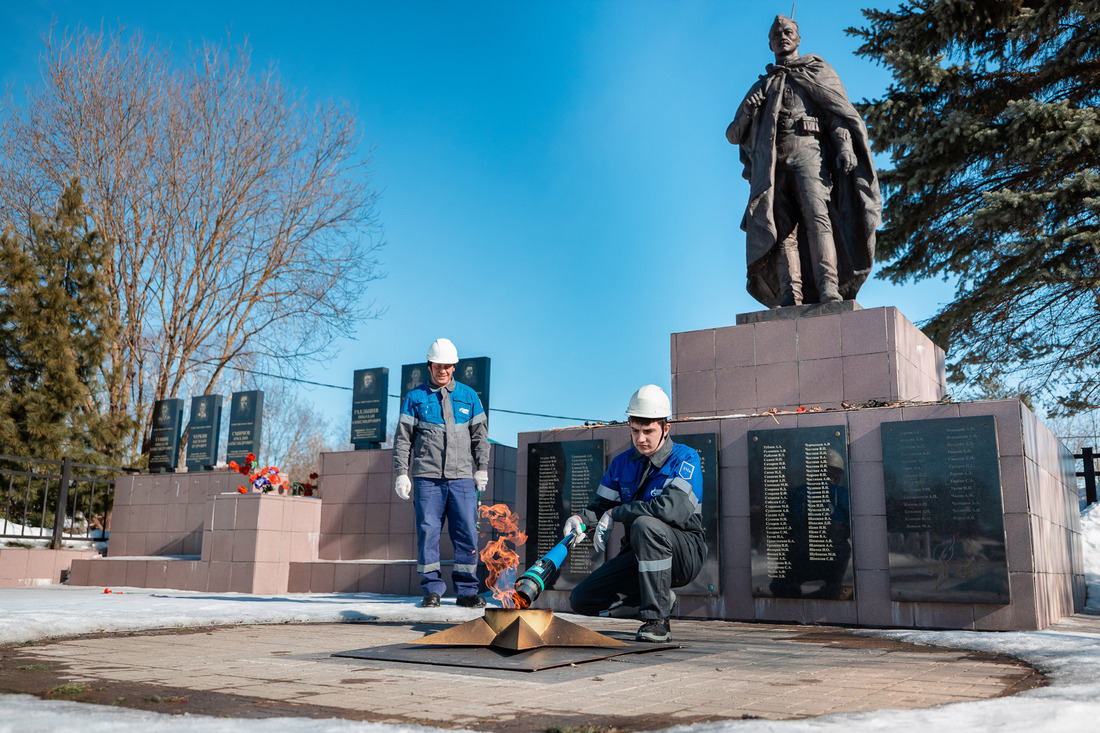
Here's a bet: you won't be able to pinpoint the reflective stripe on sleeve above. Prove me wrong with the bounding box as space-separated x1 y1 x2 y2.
470 412 487 425
638 557 673 573
399 413 416 426
596 484 619 502
668 477 702 514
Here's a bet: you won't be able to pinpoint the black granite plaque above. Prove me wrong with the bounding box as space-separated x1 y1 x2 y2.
400 358 491 416
672 433 721 596
185 395 222 471
525 440 606 591
882 416 1009 604
351 367 389 449
400 363 428 403
749 426 854 600
456 357 490 415
226 390 264 465
148 398 184 472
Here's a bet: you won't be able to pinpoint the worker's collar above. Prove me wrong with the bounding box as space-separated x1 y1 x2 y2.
429 379 455 393
631 434 673 468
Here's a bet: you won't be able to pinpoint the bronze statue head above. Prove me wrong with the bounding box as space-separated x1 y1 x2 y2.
769 15 800 60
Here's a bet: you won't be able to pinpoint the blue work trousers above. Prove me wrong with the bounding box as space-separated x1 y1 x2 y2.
413 477 479 597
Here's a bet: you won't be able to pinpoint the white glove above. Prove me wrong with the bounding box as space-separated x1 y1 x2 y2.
394 475 412 501
563 515 585 542
474 470 488 493
593 511 613 553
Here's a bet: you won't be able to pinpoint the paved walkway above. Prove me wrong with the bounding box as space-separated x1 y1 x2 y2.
0 612 1056 731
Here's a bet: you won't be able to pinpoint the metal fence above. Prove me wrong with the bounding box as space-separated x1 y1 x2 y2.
1077 448 1098 507
0 454 135 549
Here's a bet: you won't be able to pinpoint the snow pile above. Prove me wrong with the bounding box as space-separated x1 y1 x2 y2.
1081 502 1100 611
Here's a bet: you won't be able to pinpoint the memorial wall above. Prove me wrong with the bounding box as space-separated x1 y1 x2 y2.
516 399 1083 630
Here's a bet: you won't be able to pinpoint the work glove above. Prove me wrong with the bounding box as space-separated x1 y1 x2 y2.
592 511 613 553
473 470 488 530
563 515 585 542
394 475 412 501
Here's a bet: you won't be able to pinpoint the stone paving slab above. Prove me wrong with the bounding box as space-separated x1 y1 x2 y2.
0 615 1047 731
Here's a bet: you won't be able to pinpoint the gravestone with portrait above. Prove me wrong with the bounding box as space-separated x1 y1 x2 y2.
748 426 854 600
882 415 1009 604
399 363 428 403
525 440 606 591
225 390 264 465
400 357 491 414
350 367 389 450
149 398 185 472
185 395 223 471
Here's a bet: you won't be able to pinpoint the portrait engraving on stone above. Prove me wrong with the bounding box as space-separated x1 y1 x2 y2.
226 390 264 465
149 398 184 471
351 367 389 448
185 394 222 471
455 357 491 415
400 363 427 403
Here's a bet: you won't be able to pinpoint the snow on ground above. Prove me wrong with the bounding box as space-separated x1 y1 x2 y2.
0 504 1098 732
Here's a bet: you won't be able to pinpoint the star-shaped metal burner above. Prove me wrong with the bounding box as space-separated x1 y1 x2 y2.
409 608 629 652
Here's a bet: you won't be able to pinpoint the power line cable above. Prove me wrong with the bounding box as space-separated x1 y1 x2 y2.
187 360 607 423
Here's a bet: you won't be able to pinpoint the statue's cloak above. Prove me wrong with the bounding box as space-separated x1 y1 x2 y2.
726 54 881 306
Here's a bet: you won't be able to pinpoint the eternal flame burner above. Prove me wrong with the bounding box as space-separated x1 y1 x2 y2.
409 608 628 652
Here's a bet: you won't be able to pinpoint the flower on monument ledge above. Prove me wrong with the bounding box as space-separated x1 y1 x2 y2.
237 485 248 494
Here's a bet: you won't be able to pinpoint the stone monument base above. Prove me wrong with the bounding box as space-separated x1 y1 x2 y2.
515 305 1084 631
672 305 946 418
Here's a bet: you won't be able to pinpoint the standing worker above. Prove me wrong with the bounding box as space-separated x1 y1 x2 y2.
565 385 706 642
393 338 490 608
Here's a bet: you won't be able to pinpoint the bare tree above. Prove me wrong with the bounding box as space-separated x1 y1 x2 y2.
0 26 384 459
257 380 341 483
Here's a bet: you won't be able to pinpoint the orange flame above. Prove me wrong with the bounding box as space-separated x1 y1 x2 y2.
478 503 528 608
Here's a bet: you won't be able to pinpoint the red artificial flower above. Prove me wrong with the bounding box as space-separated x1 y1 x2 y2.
237 485 248 494
309 473 318 480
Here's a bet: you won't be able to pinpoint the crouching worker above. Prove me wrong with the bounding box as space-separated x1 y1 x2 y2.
565 385 706 642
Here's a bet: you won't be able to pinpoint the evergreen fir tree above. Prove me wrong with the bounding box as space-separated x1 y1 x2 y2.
850 0 1100 412
0 178 131 463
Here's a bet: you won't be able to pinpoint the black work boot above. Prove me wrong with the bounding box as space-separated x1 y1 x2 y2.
422 592 441 608
456 593 487 608
636 618 671 643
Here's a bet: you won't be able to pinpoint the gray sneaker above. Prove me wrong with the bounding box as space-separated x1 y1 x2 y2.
636 619 671 643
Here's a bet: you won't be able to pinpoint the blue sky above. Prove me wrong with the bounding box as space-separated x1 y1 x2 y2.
1 1 955 446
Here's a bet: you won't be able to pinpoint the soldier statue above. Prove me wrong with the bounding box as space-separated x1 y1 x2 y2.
727 15 881 307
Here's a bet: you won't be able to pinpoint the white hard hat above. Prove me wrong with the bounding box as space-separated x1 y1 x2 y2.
426 338 459 365
626 384 672 419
